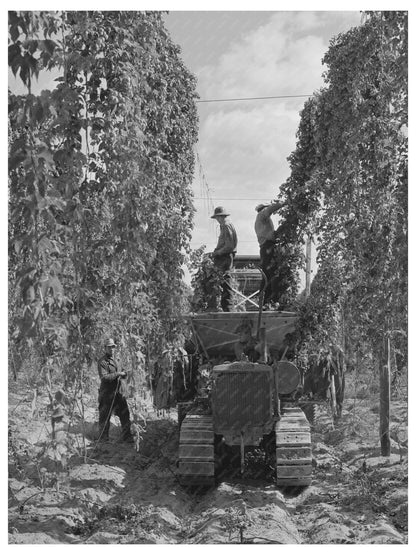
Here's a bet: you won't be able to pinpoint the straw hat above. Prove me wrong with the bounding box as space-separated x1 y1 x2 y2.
210 206 230 218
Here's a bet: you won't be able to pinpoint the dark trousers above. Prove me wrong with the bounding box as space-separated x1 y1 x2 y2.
259 240 275 305
98 387 132 440
213 253 234 312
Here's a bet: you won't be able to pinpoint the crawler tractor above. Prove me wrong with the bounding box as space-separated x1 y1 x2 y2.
178 257 312 487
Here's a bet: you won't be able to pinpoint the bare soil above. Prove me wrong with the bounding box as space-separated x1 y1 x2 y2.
8 380 408 544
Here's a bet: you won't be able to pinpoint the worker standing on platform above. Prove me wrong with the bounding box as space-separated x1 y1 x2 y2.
254 200 286 306
211 206 238 312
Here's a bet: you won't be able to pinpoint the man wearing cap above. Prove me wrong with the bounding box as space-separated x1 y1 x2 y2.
97 338 133 443
211 206 238 312
254 200 286 305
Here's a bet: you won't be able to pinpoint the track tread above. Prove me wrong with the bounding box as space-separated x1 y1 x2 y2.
179 413 214 486
275 406 312 487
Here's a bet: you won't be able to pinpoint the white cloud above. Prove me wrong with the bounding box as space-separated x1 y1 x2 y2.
200 102 300 190
197 12 341 99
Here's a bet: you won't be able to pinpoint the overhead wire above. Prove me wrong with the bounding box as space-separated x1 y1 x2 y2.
193 197 273 201
196 94 312 104
190 240 259 244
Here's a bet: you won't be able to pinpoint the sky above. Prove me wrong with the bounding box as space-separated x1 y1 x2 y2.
163 10 362 283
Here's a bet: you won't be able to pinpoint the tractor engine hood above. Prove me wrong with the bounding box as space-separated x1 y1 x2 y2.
211 361 274 445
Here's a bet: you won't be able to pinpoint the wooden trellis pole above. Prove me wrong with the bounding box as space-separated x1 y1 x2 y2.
379 335 391 456
305 235 312 298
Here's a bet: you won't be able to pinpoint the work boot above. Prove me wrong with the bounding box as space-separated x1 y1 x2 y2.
120 427 134 443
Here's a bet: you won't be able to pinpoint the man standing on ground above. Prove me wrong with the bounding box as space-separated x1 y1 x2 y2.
254 200 286 306
211 206 238 312
97 338 133 443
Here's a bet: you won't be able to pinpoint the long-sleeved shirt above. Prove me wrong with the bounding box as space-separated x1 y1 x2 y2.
255 202 283 246
213 219 238 256
98 354 119 392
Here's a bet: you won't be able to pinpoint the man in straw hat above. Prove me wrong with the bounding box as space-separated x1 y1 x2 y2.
97 337 133 443
254 200 286 306
210 206 238 311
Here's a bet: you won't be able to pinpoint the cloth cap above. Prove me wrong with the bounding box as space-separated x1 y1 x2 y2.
211 206 230 218
255 203 268 212
105 338 116 347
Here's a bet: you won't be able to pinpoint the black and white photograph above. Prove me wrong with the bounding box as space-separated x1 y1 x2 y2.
7 2 409 546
